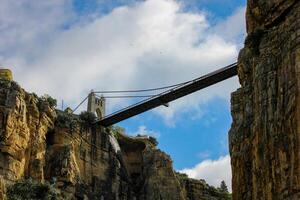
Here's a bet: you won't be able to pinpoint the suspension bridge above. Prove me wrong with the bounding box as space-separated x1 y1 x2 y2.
73 62 238 127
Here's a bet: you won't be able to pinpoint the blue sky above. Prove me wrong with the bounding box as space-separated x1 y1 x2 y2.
0 0 246 190
73 0 246 17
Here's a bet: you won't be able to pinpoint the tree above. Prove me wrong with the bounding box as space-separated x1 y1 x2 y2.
79 111 96 127
110 125 125 138
55 111 79 131
219 180 229 193
7 179 62 200
41 94 57 108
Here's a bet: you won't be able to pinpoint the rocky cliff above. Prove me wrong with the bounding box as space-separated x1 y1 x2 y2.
0 79 229 200
229 0 300 199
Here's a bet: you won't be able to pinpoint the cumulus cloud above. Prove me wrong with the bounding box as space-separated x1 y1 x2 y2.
180 155 232 192
0 0 72 60
0 0 245 124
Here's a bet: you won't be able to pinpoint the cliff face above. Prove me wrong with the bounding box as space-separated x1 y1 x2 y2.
0 80 228 200
0 81 56 182
229 0 300 199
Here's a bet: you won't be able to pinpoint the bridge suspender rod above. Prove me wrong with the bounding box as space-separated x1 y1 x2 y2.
96 63 238 127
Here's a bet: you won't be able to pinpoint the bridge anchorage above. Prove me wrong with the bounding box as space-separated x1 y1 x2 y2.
81 62 237 127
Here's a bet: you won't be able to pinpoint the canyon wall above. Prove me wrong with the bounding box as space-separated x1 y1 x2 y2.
229 0 300 199
0 80 228 199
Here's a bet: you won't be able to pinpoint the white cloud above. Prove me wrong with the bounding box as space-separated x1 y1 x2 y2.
180 155 232 192
0 0 73 59
212 6 246 46
129 125 160 138
0 0 245 125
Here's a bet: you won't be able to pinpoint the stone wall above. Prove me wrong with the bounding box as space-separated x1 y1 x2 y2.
229 0 300 199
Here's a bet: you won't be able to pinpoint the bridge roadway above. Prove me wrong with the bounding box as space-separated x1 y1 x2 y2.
96 62 238 127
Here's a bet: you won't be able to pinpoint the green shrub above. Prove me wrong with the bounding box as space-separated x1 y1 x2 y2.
31 92 39 99
110 126 125 138
41 94 57 108
79 111 96 127
36 94 57 110
55 111 79 131
0 79 11 88
175 172 189 182
7 179 62 200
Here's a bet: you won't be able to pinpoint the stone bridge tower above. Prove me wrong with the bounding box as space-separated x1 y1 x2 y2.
87 91 106 119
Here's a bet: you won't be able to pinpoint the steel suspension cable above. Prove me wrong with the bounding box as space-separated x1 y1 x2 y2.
72 95 89 113
95 94 157 98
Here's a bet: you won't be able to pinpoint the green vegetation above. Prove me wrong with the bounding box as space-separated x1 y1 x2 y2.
55 111 79 131
79 111 96 127
55 111 97 131
31 92 39 99
7 179 62 200
136 134 159 147
148 136 158 146
219 180 229 193
0 79 11 88
109 125 125 138
109 126 158 147
175 172 189 182
175 173 232 200
216 180 231 200
40 94 57 108
35 94 57 110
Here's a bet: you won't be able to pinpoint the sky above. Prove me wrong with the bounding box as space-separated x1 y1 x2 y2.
0 0 246 191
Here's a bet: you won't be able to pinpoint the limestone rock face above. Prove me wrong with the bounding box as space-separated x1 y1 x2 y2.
229 0 300 199
0 81 228 199
139 148 185 200
0 81 56 183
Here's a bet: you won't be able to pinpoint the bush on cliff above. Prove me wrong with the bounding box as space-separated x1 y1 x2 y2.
35 94 57 110
55 111 79 131
7 179 62 200
40 94 57 108
110 125 125 138
79 111 96 127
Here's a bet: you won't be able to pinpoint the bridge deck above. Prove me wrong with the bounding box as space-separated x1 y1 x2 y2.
96 63 238 127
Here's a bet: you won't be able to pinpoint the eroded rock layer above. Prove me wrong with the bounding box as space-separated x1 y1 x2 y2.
229 0 300 199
